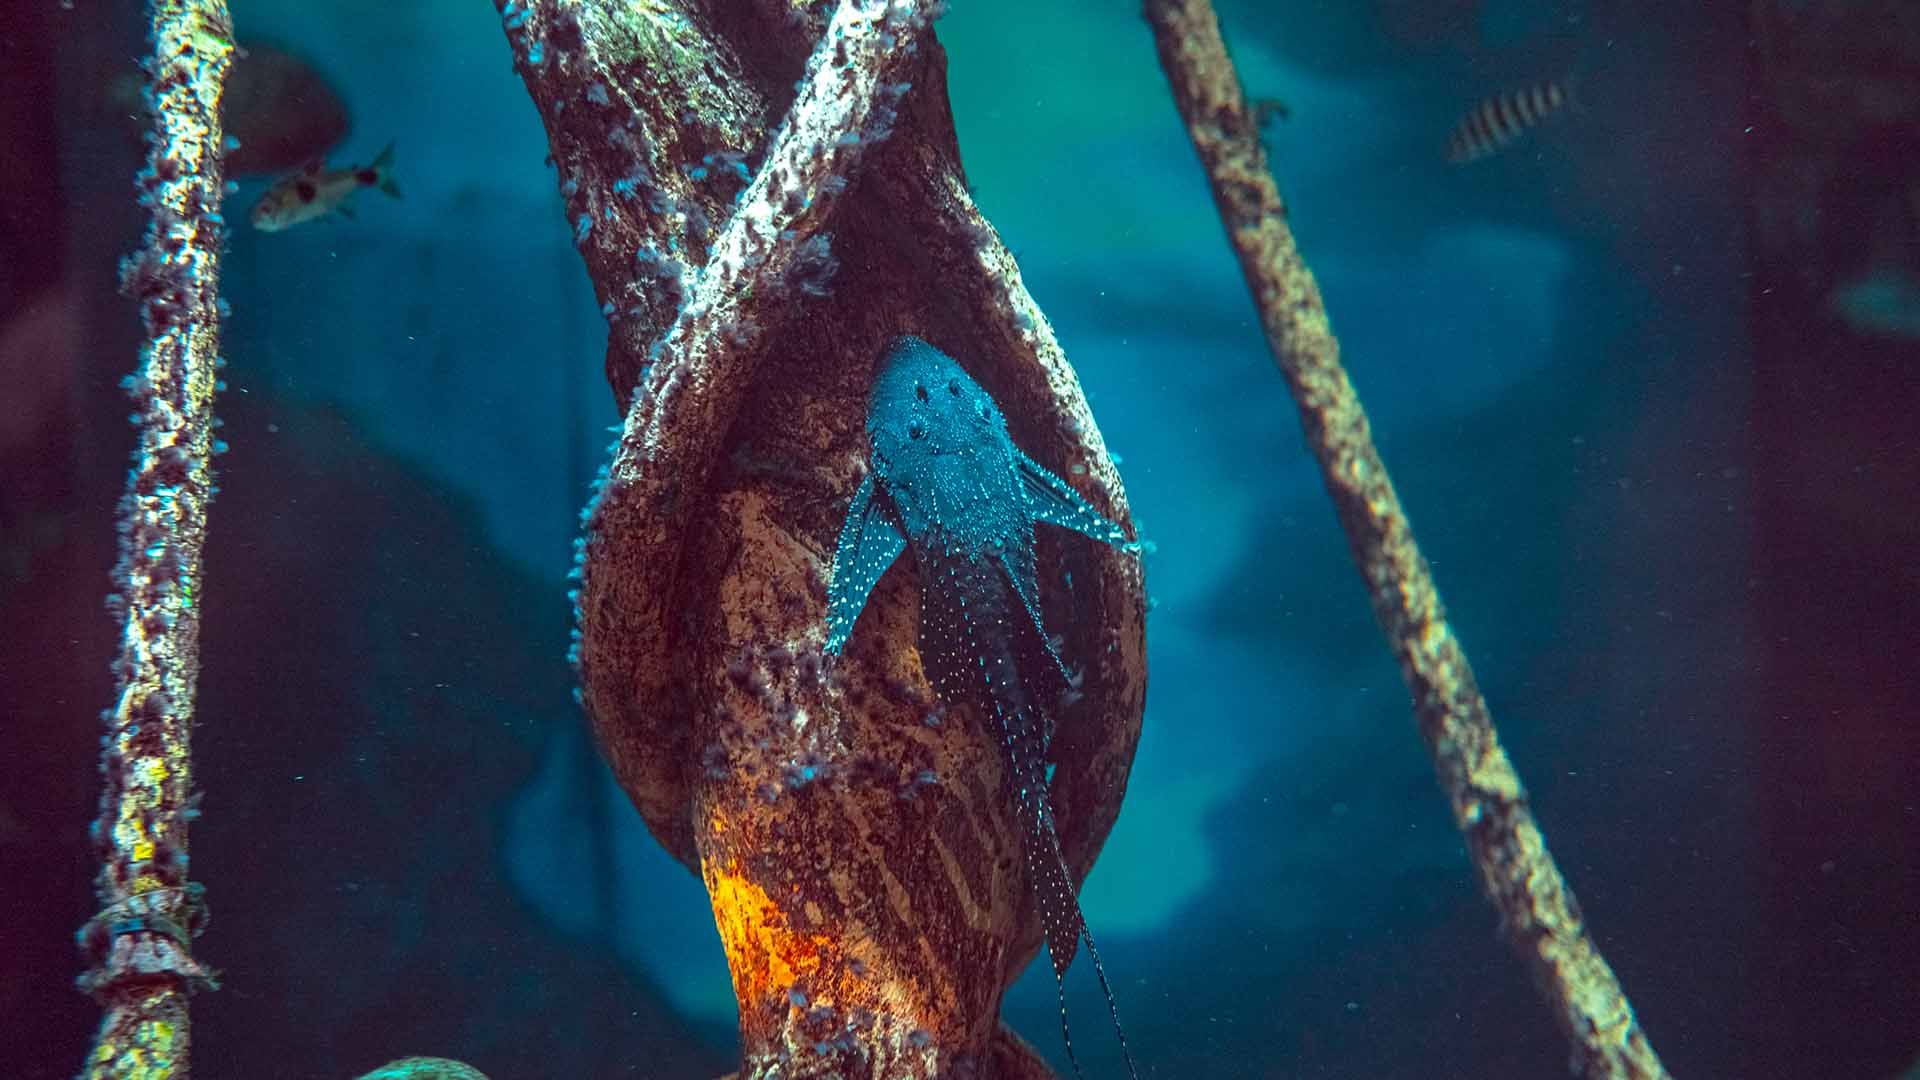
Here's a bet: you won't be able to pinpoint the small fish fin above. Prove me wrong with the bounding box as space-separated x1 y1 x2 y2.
335 202 357 220
824 471 906 654
1014 449 1132 549
370 142 401 198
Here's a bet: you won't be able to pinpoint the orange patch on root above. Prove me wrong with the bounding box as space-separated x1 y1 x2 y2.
706 857 842 1009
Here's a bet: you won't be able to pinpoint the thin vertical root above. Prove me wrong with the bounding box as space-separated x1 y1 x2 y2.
82 1 234 1076
1141 2 1670 1077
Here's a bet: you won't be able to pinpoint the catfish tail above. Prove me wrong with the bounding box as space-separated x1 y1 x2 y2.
1011 711 1140 1080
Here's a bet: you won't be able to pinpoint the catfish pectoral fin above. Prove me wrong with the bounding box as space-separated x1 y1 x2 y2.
825 470 907 654
1014 447 1133 548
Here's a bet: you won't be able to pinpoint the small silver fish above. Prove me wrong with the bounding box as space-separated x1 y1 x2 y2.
250 142 399 231
1445 79 1572 164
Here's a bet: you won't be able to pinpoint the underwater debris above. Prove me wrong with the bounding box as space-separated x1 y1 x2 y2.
1250 95 1290 126
786 232 840 297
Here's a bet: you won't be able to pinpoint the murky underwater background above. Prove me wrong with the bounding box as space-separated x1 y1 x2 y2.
5 0 1918 1076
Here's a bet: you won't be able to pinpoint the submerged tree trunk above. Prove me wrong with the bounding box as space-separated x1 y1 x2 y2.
499 3 1148 1076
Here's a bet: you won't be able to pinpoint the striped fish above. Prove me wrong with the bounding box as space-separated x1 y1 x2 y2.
1445 79 1572 164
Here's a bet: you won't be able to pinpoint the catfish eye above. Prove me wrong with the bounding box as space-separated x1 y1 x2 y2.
947 380 960 395
908 419 927 439
914 383 929 402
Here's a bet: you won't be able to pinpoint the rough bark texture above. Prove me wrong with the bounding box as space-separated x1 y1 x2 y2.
79 0 233 1075
501 2 1146 1075
1142 1 1670 1078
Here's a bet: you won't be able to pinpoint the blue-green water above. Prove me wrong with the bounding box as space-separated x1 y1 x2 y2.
6 1 1918 1077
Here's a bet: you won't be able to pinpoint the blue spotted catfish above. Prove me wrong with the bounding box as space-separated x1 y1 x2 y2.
825 335 1140 1078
